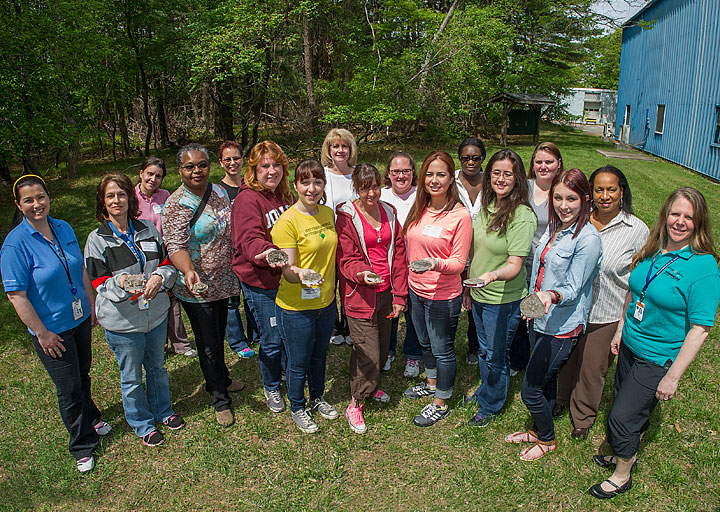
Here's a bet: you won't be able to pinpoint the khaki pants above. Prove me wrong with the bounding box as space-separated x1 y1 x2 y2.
347 290 393 401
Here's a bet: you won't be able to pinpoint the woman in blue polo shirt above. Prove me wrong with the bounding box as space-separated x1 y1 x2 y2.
589 187 720 500
1 175 110 473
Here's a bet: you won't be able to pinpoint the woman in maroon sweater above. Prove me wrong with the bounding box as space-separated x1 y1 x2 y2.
231 140 294 413
336 163 408 433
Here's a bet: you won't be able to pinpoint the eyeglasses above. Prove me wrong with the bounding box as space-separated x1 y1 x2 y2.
491 170 515 179
181 161 210 172
222 156 242 164
390 169 413 176
460 156 483 163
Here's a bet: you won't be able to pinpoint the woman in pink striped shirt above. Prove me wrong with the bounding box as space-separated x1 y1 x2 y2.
402 151 473 427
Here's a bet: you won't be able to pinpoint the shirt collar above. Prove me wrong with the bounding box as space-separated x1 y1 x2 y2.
662 244 694 260
22 215 57 239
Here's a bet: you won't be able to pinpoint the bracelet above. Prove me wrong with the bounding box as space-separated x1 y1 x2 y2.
549 290 561 304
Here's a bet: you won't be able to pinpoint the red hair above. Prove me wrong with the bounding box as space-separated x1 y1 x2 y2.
548 168 592 239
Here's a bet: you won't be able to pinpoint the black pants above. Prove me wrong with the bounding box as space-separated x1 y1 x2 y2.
509 319 531 371
32 317 100 460
467 310 479 353
180 299 232 411
608 343 671 458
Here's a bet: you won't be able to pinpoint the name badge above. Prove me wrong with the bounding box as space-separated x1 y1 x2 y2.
140 241 156 252
422 224 442 238
152 204 163 214
634 301 644 322
72 298 84 321
301 287 321 300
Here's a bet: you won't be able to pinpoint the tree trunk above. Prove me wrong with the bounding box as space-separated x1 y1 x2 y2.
0 158 11 184
214 75 235 141
302 11 318 129
117 101 131 157
418 0 459 95
67 140 80 177
157 86 170 148
139 64 153 156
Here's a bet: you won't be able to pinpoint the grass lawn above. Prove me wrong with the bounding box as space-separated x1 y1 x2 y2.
0 126 718 511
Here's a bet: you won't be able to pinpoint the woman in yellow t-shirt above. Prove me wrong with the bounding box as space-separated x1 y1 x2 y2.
271 159 339 434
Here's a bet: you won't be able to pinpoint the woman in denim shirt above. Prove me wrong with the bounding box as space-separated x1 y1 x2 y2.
505 168 602 460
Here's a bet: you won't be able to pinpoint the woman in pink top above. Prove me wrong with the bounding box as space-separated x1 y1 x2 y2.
402 151 472 427
336 163 408 434
135 157 195 357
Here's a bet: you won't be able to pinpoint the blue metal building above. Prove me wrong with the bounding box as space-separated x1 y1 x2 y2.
615 0 720 180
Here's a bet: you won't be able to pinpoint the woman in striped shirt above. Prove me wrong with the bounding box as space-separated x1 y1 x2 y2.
555 166 649 439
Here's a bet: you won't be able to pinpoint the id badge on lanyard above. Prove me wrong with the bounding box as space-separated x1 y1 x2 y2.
45 224 83 321
635 253 679 322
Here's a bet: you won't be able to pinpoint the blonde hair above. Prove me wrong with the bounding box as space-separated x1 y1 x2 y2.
244 141 293 203
320 128 357 168
632 187 718 268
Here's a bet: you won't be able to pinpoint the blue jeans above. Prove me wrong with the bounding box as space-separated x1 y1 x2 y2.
277 301 337 412
388 303 422 360
226 294 259 352
241 283 285 391
470 298 522 417
521 330 578 441
409 290 462 400
105 320 174 437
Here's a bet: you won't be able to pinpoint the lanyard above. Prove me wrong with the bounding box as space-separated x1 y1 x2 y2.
44 223 77 297
640 253 680 302
108 221 146 272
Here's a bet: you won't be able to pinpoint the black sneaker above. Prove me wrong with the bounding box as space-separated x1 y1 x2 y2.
413 403 451 427
162 413 186 430
467 412 491 427
404 382 436 399
142 430 165 446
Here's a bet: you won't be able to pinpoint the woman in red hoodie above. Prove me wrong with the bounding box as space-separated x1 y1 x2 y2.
336 163 408 433
231 140 294 414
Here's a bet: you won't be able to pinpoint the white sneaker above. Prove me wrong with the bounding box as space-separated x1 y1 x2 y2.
77 456 95 473
345 336 353 346
183 349 198 358
404 359 420 378
330 335 345 345
383 354 395 371
93 421 112 436
291 408 318 433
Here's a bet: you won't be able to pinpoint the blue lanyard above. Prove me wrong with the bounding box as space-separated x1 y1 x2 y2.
108 220 146 271
44 223 78 297
640 252 680 302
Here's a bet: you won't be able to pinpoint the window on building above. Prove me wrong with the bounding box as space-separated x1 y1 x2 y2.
624 105 631 126
655 104 666 134
714 106 720 145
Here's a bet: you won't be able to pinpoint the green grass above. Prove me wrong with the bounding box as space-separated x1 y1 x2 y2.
1 125 719 511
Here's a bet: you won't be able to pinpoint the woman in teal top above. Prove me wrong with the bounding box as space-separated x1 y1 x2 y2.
464 150 537 427
590 187 720 500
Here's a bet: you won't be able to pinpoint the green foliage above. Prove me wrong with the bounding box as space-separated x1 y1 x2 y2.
580 28 622 89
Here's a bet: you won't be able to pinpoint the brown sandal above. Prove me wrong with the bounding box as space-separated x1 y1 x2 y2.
505 430 538 444
520 439 556 461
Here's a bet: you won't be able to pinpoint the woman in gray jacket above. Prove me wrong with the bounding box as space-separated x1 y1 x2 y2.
85 174 184 447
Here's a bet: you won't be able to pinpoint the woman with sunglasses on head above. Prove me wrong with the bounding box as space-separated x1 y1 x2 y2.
232 140 294 414
336 163 408 433
509 142 565 377
380 151 422 377
555 166 649 440
271 159 339 434
135 156 196 358
403 151 472 427
162 143 243 427
505 168 602 461
456 138 486 365
589 187 719 499
464 150 536 428
1 175 109 473
85 174 183 448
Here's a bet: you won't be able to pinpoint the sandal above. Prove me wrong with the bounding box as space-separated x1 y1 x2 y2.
520 439 556 461
505 430 538 444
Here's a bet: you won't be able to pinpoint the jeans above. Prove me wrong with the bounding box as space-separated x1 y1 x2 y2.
409 290 462 400
277 301 337 412
180 299 233 411
388 303 422 360
521 330 578 441
469 298 522 417
226 294 259 352
241 282 285 391
32 317 100 460
104 320 174 437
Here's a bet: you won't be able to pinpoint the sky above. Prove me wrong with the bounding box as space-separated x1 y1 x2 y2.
592 0 647 26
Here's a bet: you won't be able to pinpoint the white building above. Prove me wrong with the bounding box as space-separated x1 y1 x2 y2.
563 88 617 125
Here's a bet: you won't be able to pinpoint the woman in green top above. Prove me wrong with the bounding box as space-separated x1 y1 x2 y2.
464 149 537 427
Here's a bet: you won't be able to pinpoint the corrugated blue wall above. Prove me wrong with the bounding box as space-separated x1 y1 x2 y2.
615 0 720 180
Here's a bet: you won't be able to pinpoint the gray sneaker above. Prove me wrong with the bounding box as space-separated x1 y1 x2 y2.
404 382 436 399
291 408 318 433
263 388 286 413
466 351 479 365
309 397 339 419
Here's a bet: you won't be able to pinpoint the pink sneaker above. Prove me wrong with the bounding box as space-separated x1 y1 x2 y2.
346 403 367 434
372 389 390 403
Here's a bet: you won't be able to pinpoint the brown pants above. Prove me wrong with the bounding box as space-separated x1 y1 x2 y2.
167 297 191 353
556 322 617 429
347 290 393 401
